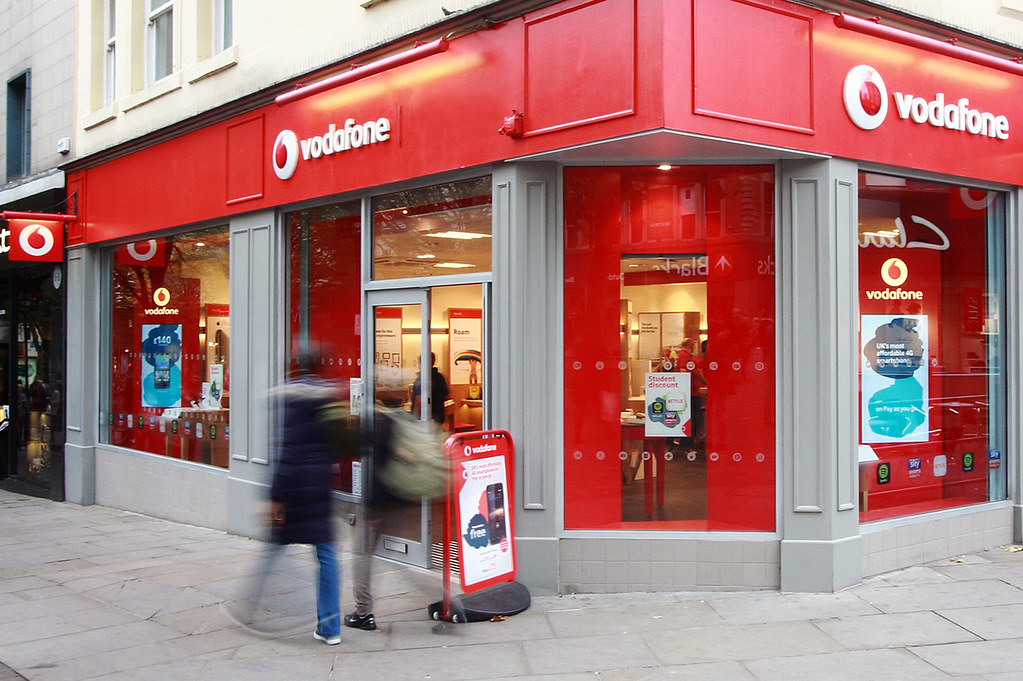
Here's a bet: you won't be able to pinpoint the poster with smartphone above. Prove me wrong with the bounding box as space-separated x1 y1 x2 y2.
454 432 516 592
141 324 183 409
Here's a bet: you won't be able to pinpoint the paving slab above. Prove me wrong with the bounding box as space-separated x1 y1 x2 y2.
643 620 846 666
707 590 879 624
852 578 1023 613
522 633 659 674
743 648 972 681
908 638 1023 676
3 490 1023 681
812 610 980 649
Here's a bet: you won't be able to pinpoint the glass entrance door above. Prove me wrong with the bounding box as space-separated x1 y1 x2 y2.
0 268 65 500
365 283 488 568
367 288 433 567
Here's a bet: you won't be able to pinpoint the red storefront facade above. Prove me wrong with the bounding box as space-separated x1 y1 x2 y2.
63 0 1022 593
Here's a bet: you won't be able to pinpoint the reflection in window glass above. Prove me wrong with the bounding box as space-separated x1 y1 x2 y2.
857 173 1006 521
564 166 775 531
373 177 491 280
288 201 362 493
106 226 230 467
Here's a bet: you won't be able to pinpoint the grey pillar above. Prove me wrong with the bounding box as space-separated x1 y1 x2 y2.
64 245 100 505
225 209 282 539
778 158 862 591
1010 188 1023 544
492 162 560 595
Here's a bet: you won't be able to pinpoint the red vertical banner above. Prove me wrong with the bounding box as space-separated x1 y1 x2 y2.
8 220 64 262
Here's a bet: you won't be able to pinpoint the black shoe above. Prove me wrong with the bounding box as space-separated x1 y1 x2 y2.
344 611 377 631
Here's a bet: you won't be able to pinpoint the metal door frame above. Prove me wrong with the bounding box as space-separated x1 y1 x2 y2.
364 287 432 567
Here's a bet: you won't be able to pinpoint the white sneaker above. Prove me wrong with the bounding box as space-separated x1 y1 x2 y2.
313 631 341 645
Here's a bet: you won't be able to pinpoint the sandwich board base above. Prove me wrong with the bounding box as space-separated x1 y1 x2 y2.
428 581 530 623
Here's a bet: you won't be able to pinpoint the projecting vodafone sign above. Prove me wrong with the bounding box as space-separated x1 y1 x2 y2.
843 65 1010 140
4 220 63 262
272 116 392 180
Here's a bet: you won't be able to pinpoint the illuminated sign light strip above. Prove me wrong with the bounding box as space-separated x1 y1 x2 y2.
275 37 450 106
835 13 1023 78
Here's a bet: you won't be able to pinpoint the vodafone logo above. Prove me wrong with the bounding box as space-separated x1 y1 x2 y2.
145 287 179 315
127 239 159 262
271 117 392 181
843 65 1009 139
844 65 888 130
867 256 921 301
273 130 299 180
19 223 56 258
880 257 908 287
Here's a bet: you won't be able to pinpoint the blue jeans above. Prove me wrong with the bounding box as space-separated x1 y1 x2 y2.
314 542 341 637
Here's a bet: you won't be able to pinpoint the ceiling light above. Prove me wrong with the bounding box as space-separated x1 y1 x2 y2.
434 262 475 269
657 164 673 171
430 231 491 240
417 254 436 259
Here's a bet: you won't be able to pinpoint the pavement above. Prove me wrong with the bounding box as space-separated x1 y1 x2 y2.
3 490 1023 681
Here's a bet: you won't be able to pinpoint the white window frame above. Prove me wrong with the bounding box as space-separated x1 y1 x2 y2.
146 0 174 84
212 0 232 54
103 0 116 104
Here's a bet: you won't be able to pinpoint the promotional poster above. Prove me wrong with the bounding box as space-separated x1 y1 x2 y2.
644 372 692 438
141 324 183 409
861 315 930 443
456 435 515 592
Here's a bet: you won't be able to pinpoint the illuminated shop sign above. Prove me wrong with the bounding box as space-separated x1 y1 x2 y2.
865 257 922 301
272 117 392 180
144 287 180 315
2 220 64 262
843 65 1009 139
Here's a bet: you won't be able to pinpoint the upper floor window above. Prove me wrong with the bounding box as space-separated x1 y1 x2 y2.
213 0 232 53
147 0 173 84
104 0 116 105
6 72 30 180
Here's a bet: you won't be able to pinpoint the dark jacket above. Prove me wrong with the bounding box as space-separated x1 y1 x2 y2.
364 411 399 510
269 375 337 545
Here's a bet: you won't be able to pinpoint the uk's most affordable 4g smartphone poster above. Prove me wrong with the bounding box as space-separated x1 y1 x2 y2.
457 436 515 591
861 315 929 443
141 324 183 408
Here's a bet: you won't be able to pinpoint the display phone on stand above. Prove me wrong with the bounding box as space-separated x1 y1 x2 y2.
154 353 171 389
486 482 506 544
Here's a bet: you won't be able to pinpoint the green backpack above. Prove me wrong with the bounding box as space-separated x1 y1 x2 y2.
376 408 449 501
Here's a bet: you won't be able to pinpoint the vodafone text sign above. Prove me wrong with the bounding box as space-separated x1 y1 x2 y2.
844 65 1009 139
272 117 392 180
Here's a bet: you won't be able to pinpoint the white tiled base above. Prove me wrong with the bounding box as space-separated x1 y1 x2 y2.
861 505 1013 578
559 537 781 593
94 446 229 531
560 506 1014 593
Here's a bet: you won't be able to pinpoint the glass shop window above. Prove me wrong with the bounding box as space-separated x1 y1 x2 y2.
563 166 776 531
372 176 491 281
288 200 362 494
105 226 230 466
857 173 1007 521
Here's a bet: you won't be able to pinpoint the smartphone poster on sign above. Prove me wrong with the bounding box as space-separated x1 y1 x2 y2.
644 372 691 438
141 324 183 409
455 434 516 592
861 315 929 443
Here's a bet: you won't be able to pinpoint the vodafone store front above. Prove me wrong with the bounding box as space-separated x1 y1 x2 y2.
62 0 1023 593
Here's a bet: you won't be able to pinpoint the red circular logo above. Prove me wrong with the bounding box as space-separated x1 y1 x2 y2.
843 65 888 130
